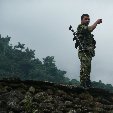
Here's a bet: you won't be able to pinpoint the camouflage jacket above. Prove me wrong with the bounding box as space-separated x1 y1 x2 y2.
76 24 96 53
76 24 96 57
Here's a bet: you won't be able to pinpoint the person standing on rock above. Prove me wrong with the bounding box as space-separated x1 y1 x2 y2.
69 14 102 88
76 14 102 88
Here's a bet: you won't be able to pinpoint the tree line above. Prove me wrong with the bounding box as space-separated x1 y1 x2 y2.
0 35 69 83
0 35 113 92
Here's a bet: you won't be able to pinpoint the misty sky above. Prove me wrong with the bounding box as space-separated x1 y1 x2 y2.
1 0 113 84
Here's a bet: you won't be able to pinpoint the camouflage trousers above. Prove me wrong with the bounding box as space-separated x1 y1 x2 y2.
78 50 92 87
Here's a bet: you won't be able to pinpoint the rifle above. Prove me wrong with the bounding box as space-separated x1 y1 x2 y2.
69 25 79 49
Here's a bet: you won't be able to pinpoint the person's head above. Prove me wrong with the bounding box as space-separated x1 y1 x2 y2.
81 14 90 25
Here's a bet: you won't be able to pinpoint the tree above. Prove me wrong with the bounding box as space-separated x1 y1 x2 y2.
43 56 57 76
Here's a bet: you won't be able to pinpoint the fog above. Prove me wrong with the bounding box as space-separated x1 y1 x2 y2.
1 0 113 84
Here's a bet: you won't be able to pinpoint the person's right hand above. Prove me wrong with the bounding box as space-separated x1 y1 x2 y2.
96 19 102 24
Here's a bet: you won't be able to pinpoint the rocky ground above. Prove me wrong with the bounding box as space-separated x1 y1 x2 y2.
0 79 113 113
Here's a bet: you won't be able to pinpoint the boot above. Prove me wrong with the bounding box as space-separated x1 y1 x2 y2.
86 79 92 88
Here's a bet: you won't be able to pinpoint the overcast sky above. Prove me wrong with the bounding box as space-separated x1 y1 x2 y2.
1 0 113 84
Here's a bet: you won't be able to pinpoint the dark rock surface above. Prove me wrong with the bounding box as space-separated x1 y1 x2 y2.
0 79 113 113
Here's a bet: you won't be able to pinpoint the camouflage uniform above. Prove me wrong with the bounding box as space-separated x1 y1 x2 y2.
76 24 96 87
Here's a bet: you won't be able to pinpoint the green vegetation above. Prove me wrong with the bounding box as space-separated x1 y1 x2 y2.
0 35 113 93
0 35 67 83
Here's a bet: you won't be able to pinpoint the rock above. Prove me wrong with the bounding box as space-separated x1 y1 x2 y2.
32 109 39 113
28 86 35 94
65 101 73 107
0 80 113 113
68 109 77 113
47 89 53 95
43 95 54 103
34 92 47 102
52 110 63 113
9 111 14 113
0 100 7 111
55 90 66 96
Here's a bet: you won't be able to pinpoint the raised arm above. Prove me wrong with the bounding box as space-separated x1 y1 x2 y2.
88 19 102 32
